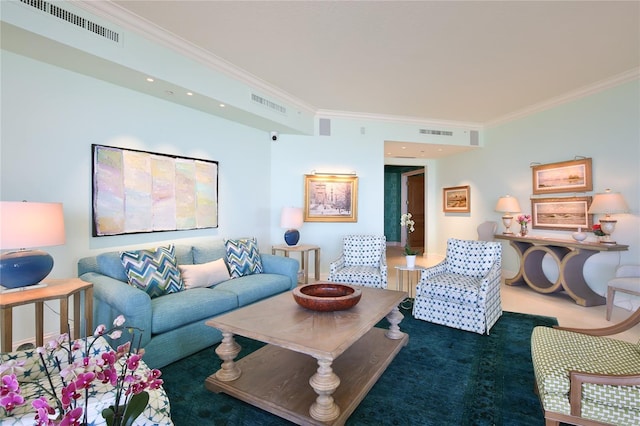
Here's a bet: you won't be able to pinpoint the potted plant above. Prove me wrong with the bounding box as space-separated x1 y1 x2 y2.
400 213 419 267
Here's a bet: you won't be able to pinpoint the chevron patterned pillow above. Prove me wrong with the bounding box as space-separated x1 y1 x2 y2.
120 244 184 298
224 237 264 278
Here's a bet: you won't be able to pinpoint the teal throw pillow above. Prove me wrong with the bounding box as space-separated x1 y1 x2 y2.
120 244 184 298
224 237 264 278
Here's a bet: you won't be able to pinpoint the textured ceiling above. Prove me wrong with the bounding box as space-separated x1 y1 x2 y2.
110 1 640 125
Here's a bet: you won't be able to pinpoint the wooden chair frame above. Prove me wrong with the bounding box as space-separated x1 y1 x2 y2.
537 307 640 426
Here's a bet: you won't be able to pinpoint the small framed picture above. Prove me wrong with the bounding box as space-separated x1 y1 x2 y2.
303 174 358 222
443 185 470 213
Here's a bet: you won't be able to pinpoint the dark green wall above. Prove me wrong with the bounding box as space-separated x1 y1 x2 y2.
384 165 423 243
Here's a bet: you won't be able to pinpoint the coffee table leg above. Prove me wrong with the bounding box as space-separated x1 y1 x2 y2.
309 358 341 422
385 306 405 340
214 331 242 381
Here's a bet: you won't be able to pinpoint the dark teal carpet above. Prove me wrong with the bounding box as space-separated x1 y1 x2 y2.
161 306 557 425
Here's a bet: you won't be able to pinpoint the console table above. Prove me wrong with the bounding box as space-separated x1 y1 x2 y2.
272 244 320 284
0 278 93 352
495 235 628 306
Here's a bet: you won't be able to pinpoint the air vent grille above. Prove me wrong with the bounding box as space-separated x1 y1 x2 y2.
251 93 287 114
20 0 120 43
419 129 453 136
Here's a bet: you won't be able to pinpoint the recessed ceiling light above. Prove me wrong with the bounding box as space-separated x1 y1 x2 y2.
146 77 154 82
186 92 193 96
402 146 407 149
219 104 226 108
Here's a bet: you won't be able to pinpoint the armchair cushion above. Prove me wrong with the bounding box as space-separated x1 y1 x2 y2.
343 235 384 267
531 326 640 425
328 235 388 289
421 273 481 305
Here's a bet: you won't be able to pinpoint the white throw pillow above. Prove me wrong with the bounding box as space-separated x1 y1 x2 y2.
178 258 230 290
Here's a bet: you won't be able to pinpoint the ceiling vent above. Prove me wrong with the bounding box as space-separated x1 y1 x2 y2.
419 129 453 136
251 93 287 115
19 0 120 43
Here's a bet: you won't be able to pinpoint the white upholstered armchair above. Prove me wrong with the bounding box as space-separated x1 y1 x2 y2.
328 235 387 289
412 238 502 334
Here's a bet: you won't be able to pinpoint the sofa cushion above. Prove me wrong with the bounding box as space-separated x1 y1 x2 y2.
215 273 291 306
193 241 227 264
120 244 184 298
225 237 263 278
150 288 238 334
178 258 230 289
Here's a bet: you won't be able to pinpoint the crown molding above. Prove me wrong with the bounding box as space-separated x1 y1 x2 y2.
72 2 640 131
485 68 640 128
74 1 317 116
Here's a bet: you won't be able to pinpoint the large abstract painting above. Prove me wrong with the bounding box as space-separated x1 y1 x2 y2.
92 144 218 236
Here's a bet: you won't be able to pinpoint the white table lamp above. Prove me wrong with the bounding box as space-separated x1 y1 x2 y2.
587 189 628 244
495 196 521 235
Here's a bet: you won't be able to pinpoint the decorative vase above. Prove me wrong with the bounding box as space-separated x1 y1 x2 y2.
406 255 416 268
520 223 528 237
572 228 587 242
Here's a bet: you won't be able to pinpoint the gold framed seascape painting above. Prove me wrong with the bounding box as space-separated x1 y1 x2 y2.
531 196 593 231
531 158 592 195
303 174 358 222
443 185 470 213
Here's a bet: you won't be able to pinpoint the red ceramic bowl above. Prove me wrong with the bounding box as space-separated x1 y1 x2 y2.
292 283 362 312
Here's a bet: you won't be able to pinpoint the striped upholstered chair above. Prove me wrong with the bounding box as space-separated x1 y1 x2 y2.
328 235 387 289
531 309 640 426
412 238 502 334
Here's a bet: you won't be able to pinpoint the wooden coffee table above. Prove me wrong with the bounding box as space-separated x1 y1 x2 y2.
205 286 408 425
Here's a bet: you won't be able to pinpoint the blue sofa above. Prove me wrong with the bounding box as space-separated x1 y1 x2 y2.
77 241 299 369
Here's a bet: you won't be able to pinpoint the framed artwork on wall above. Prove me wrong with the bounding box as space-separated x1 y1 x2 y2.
303 174 358 222
443 185 470 213
531 158 592 195
92 144 218 236
531 196 593 231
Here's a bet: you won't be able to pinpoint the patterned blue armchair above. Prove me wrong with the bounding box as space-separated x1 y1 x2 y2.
328 235 388 289
412 238 502 334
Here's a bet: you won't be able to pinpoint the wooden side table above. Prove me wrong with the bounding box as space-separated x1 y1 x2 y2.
271 244 320 284
0 278 93 352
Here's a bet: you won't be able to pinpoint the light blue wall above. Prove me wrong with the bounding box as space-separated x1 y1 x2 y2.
436 80 640 295
2 48 638 343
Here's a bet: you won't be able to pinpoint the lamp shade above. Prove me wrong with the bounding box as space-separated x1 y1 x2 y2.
1 201 66 249
587 189 629 215
495 196 521 213
280 207 303 229
280 207 303 246
1 201 65 289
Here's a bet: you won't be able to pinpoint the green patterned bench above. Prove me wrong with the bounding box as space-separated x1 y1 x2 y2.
531 309 640 426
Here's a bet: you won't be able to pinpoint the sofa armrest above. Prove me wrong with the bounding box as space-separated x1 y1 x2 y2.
80 272 153 347
260 254 299 289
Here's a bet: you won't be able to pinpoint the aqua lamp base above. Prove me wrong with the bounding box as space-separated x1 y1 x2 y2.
0 249 54 289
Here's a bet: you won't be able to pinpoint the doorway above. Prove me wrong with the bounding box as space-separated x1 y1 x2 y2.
401 169 425 252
